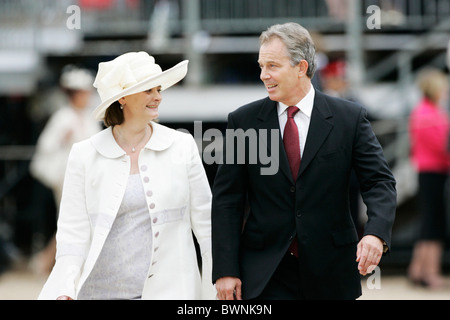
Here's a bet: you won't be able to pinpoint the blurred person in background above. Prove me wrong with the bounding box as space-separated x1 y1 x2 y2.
38 52 215 300
408 68 450 289
29 66 101 275
320 59 359 102
446 40 450 283
447 40 450 224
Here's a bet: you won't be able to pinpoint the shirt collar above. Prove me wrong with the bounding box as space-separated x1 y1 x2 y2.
277 85 315 118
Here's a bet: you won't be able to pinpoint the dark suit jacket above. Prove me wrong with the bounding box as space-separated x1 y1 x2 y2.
211 90 397 300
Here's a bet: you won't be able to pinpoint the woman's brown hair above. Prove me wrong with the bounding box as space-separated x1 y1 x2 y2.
103 101 124 127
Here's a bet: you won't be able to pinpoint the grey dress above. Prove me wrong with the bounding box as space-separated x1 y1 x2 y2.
78 174 153 300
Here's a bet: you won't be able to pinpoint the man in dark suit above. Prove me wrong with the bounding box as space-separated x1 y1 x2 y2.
211 23 396 300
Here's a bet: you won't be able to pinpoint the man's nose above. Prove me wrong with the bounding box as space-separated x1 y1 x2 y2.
260 68 270 81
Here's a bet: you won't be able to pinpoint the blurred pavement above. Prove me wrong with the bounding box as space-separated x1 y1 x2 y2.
0 262 448 300
359 274 450 300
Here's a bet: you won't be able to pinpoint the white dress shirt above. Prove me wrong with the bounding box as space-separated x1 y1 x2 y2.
277 85 315 157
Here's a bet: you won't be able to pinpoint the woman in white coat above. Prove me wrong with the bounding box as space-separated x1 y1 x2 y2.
30 66 101 276
38 52 216 300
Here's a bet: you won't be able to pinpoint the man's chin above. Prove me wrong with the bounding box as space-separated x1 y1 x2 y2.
267 93 280 102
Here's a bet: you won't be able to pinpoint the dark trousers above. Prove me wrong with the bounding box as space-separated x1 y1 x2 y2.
418 172 448 241
254 252 304 300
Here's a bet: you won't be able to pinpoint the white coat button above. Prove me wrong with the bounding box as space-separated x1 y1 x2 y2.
143 176 150 183
155 231 159 238
141 165 148 172
146 190 153 197
149 203 155 209
152 217 158 224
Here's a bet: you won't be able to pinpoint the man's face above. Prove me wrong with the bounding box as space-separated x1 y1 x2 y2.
258 37 302 106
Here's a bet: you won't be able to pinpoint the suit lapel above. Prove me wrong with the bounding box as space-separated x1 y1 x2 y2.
298 91 334 177
254 92 334 181
255 98 293 182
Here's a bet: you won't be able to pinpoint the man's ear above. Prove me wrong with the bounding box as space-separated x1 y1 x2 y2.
298 60 309 78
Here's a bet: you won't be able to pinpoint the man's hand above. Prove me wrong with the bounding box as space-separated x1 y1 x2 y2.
215 276 242 300
356 235 384 275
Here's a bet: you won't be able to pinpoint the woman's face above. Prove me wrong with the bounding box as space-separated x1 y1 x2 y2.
71 90 91 109
120 86 162 121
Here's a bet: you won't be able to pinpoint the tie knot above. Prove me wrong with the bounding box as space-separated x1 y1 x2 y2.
287 106 299 118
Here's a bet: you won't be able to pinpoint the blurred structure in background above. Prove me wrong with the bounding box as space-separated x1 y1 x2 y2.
0 0 449 276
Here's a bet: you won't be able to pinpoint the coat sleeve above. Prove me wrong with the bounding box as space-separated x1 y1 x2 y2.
38 143 91 300
211 113 248 283
185 134 217 299
352 107 397 249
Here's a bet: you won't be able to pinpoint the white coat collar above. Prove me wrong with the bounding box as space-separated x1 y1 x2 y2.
91 121 175 158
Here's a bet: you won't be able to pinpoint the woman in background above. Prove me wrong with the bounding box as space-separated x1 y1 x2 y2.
408 68 449 289
30 66 101 275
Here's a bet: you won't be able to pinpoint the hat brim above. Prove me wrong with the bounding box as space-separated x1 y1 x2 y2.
92 60 189 121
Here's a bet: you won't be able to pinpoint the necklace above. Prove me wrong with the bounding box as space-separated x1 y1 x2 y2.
114 125 149 153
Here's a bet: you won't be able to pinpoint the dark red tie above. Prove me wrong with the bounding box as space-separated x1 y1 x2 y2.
284 106 301 181
283 106 300 257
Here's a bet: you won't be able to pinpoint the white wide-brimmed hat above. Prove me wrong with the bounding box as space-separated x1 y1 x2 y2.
92 51 188 120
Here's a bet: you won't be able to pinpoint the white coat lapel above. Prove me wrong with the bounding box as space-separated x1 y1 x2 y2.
90 127 125 158
145 122 175 151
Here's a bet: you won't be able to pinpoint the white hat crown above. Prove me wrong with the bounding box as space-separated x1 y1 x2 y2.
92 52 188 120
94 52 162 103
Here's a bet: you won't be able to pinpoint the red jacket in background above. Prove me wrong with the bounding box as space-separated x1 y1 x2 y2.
410 98 450 173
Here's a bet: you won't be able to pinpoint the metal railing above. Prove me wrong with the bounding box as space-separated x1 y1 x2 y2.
1 0 449 40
